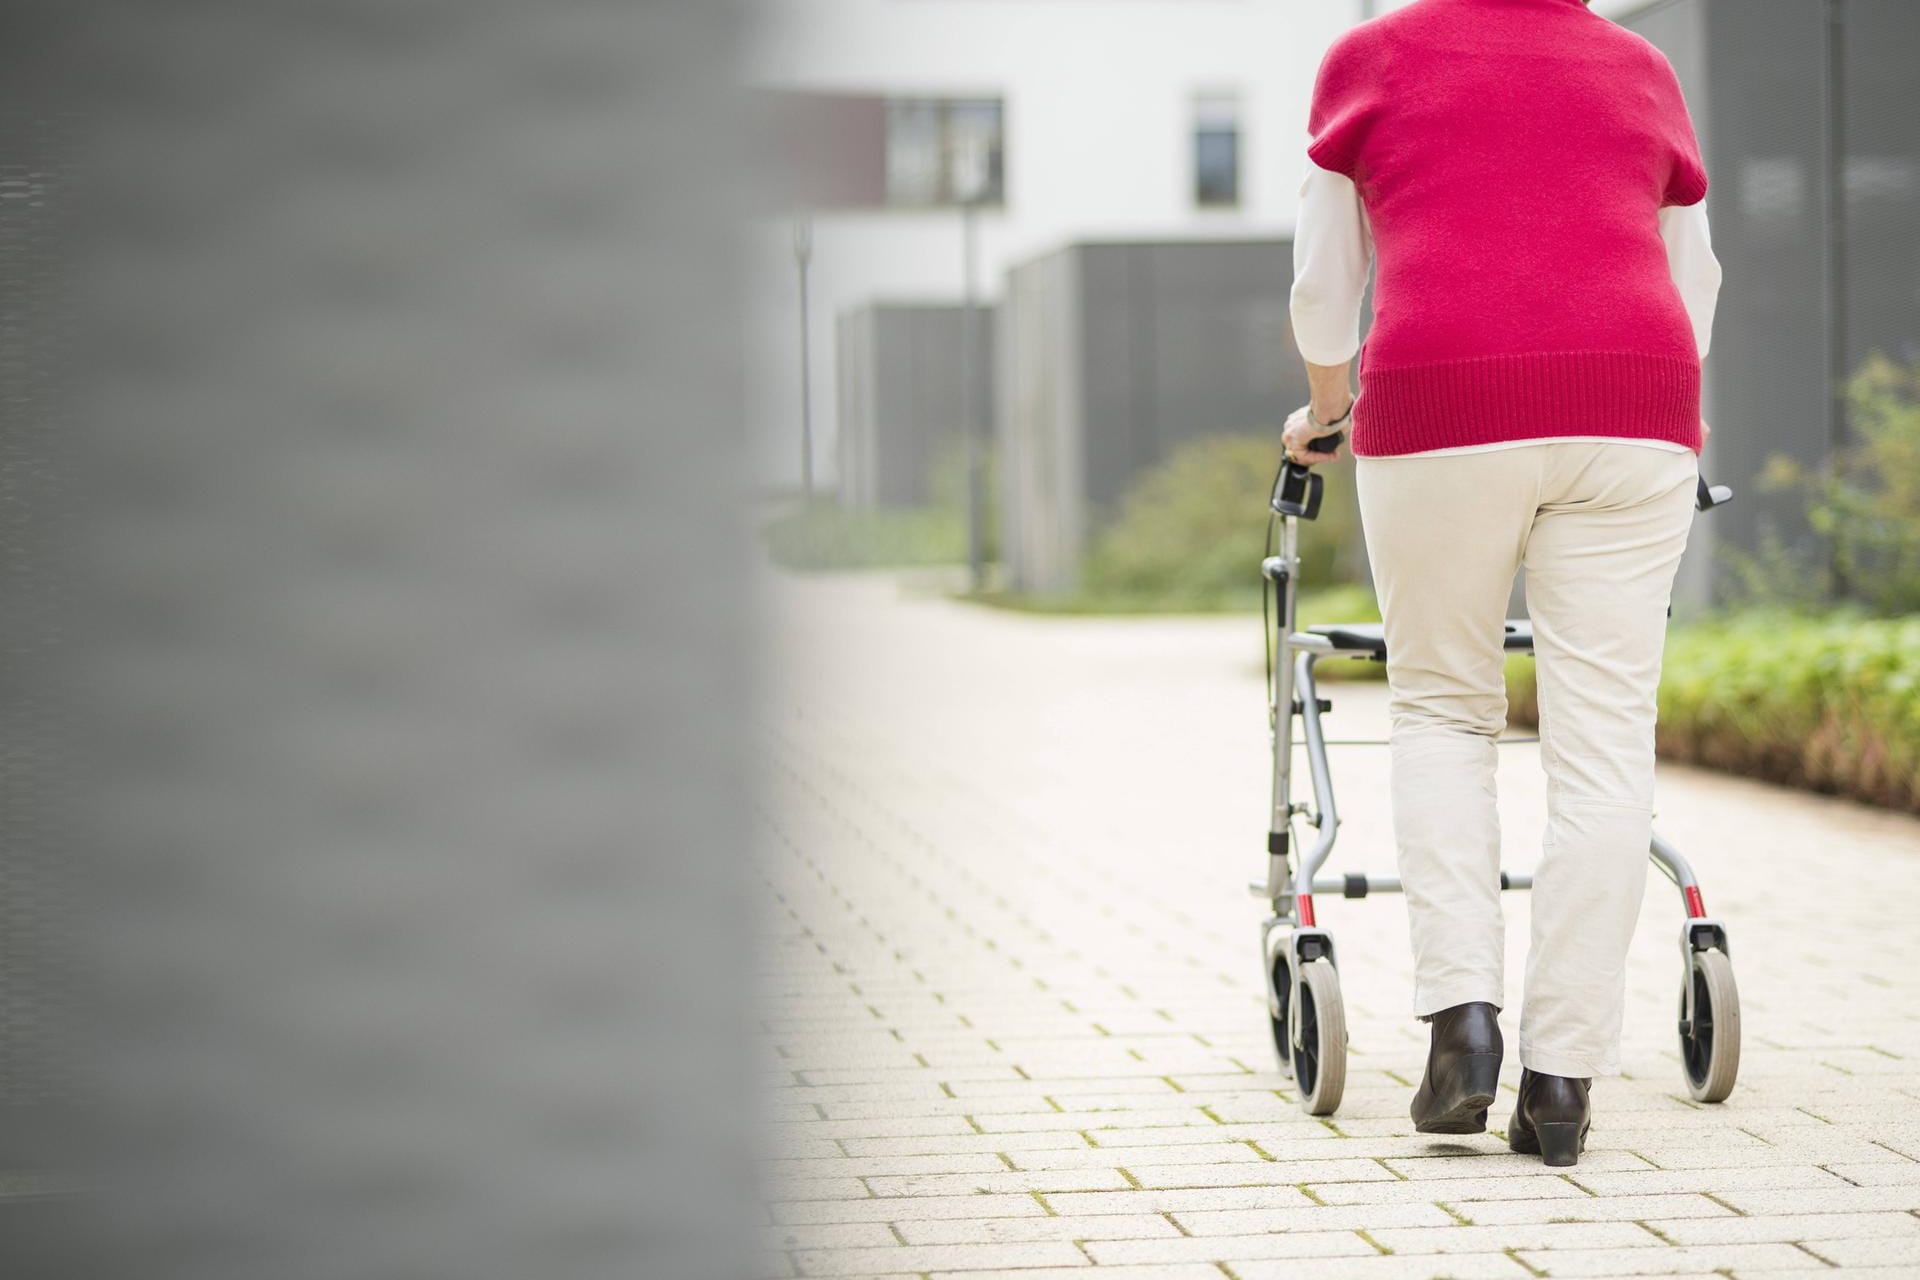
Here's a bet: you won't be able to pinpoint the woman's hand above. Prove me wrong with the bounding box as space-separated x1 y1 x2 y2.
1282 403 1350 467
1701 419 1712 446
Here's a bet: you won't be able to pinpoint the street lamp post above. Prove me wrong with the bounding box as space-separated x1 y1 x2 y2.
955 140 988 592
793 210 815 499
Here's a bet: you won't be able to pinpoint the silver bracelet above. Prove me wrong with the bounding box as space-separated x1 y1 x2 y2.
1308 400 1355 430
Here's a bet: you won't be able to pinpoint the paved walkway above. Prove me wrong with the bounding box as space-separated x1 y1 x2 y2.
761 571 1920 1280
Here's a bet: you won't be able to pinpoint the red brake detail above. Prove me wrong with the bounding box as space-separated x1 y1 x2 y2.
1296 894 1316 927
1683 885 1706 918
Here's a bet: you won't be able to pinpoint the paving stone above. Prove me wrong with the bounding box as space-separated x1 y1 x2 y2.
1006 1140 1267 1170
1655 1209 1920 1246
1171 1202 1458 1234
789 1240 1087 1275
1081 1229 1382 1264
893 1213 1180 1245
1041 1185 1323 1217
1118 1158 1399 1188
861 1168 1136 1196
1305 1174 1592 1205
1452 1191 1734 1224
1717 1183 1920 1214
1511 1241 1824 1275
768 1193 1048 1226
1410 1220 1672 1252
763 1222 898 1250
762 1154 1014 1179
1229 1254 1536 1280
927 1267 1222 1280
1382 1150 1656 1180
1763 1233 1920 1268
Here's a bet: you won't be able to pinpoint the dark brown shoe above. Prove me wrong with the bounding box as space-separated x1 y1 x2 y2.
1507 1068 1591 1167
1410 1001 1503 1134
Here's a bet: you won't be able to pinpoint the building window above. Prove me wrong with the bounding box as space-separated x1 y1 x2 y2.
885 97 1006 207
1194 91 1241 209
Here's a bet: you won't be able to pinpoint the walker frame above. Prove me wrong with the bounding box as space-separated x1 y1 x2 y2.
1255 436 1742 1114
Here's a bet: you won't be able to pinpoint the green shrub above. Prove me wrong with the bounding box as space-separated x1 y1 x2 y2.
1076 434 1367 612
1508 611 1920 814
1736 351 1920 614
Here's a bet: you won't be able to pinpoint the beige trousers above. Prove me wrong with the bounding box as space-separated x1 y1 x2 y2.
1354 441 1699 1078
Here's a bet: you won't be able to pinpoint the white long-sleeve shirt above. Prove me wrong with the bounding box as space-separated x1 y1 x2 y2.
1291 161 1723 456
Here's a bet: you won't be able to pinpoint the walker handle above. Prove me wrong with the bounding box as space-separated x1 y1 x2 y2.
1271 431 1346 521
1696 476 1734 512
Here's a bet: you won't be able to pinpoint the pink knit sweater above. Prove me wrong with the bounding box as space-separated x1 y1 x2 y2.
1306 0 1710 457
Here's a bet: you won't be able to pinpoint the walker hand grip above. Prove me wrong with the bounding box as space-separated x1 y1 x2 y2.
1271 432 1346 521
1695 476 1733 512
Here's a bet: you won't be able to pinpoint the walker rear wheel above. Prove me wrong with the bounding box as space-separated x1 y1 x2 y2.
1268 951 1296 1080
1294 962 1347 1116
1679 948 1740 1103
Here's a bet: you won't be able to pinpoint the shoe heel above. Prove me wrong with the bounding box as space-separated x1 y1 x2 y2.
1455 1053 1500 1107
1534 1121 1582 1168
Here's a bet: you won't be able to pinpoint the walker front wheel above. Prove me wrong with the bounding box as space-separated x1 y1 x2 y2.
1294 962 1347 1116
1679 948 1740 1103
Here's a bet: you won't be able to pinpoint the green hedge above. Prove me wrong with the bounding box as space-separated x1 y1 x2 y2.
1508 612 1920 814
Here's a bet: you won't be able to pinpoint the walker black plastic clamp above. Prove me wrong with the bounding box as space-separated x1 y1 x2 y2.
1270 431 1345 521
1343 873 1368 899
1268 830 1288 857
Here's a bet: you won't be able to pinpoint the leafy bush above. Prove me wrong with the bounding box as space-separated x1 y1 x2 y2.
1508 611 1920 814
1076 434 1367 612
1735 351 1920 614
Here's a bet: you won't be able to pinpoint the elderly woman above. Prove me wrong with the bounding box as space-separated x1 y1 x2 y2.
1281 0 1722 1167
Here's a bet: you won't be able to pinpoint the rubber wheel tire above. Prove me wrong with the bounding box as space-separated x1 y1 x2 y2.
1680 948 1740 1103
1268 952 1295 1080
1295 962 1347 1116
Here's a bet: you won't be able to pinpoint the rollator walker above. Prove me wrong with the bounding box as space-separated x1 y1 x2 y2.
1256 431 1741 1116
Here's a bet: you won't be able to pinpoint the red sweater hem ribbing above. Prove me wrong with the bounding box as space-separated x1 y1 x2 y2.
1350 350 1704 457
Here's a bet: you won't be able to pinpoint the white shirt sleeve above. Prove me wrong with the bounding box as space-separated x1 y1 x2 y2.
1290 161 1372 367
1660 200 1723 359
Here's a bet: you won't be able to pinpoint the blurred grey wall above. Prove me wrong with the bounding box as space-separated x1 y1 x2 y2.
998 239 1306 594
836 302 996 509
6 3 760 1277
1623 0 1920 604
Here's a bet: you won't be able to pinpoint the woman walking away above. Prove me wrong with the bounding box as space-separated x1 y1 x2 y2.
1281 0 1723 1167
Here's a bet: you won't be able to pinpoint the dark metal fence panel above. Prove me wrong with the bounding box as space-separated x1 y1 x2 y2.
1702 0 1828 575
1626 0 1920 601
1842 1 1920 376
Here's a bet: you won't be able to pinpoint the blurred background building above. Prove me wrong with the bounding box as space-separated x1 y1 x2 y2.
836 301 995 509
999 238 1308 593
743 0 1361 504
1623 0 1920 606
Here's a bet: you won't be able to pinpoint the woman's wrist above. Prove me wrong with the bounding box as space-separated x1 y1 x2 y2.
1309 397 1355 429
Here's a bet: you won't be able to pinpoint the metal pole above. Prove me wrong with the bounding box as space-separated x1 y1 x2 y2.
794 211 815 498
1822 0 1847 592
961 195 984 591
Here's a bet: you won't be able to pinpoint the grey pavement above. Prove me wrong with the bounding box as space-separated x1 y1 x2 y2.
760 571 1920 1280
